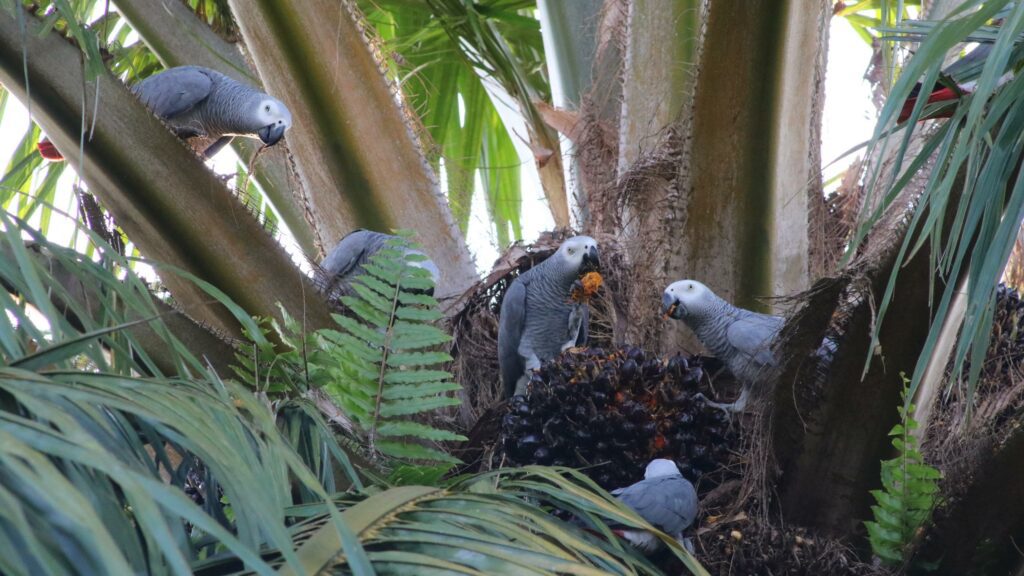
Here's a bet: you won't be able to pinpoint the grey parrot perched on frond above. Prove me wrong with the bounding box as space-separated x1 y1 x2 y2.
37 66 292 161
320 229 440 298
611 459 698 553
661 279 784 412
498 235 600 398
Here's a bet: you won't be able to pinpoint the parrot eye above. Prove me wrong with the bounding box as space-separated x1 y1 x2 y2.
687 283 694 290
567 248 576 255
265 104 271 112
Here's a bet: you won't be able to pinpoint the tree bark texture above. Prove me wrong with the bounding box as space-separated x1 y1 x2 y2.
227 0 478 299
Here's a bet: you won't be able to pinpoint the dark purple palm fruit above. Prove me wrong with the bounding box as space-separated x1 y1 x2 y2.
496 346 738 490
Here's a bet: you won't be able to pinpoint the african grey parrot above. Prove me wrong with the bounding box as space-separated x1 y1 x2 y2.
661 279 784 412
38 66 292 161
498 235 600 398
320 229 440 299
611 459 698 553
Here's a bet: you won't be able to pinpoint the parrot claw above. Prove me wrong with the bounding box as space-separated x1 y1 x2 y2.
694 390 748 418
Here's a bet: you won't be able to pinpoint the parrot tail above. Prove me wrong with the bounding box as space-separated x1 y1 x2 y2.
37 138 65 161
898 85 963 123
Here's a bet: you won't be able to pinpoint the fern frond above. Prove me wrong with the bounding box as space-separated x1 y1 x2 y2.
864 374 942 567
322 234 466 466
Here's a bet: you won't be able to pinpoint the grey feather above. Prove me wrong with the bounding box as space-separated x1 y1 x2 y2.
498 236 599 397
662 280 783 411
321 230 439 299
726 312 782 369
498 280 528 398
613 475 698 537
133 66 213 121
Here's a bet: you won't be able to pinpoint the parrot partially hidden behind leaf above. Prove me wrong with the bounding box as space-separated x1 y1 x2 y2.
320 229 440 299
898 43 999 123
38 66 292 161
611 459 699 554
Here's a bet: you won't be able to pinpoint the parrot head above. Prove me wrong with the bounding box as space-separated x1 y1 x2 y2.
557 235 600 274
644 458 681 479
661 279 713 320
255 97 292 146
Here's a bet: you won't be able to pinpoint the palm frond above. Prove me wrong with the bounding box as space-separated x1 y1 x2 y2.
358 0 551 243
850 0 1024 407
194 466 709 576
0 215 363 575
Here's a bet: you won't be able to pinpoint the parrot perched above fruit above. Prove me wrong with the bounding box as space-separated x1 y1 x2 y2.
661 279 783 412
498 236 600 398
320 229 440 298
38 66 292 161
611 459 699 553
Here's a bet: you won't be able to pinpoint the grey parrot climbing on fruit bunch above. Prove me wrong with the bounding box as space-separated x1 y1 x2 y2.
38 66 292 161
498 235 601 398
661 279 783 412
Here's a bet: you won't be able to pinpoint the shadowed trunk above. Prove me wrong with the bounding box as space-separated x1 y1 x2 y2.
911 412 1024 573
771 237 937 535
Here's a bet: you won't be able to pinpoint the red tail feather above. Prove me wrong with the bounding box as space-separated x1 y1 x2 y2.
898 86 964 123
37 139 65 161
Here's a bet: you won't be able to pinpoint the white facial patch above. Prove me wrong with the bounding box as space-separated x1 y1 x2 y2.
257 98 292 129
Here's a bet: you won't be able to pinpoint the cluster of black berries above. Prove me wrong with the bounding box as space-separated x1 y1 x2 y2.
981 284 1024 376
499 346 737 490
184 467 207 507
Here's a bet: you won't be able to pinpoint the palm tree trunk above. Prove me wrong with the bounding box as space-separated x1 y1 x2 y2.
587 0 827 350
227 0 478 299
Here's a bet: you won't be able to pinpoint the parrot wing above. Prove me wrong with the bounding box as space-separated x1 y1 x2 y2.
726 312 783 368
614 475 697 536
133 66 213 120
498 278 528 398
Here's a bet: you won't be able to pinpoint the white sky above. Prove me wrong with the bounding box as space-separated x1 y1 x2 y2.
0 16 876 276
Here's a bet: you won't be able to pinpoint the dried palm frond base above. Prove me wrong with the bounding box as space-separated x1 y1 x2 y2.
692 490 889 576
924 284 1024 469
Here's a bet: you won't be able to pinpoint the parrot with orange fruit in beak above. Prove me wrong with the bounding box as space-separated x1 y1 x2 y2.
498 236 601 398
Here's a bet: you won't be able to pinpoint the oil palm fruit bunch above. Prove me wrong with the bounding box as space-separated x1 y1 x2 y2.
980 283 1024 377
499 346 737 490
956 283 1024 380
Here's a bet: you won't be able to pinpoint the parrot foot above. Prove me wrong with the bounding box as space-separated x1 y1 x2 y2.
679 536 695 555
513 375 531 397
694 389 748 416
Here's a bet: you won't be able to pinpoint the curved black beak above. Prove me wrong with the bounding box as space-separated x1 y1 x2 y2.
661 292 683 319
258 123 287 146
582 246 600 272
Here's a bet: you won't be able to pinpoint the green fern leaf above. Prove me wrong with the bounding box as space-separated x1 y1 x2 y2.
864 374 942 566
387 351 454 367
383 382 462 399
376 421 467 442
376 440 461 463
383 370 453 384
319 233 464 467
381 396 461 417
